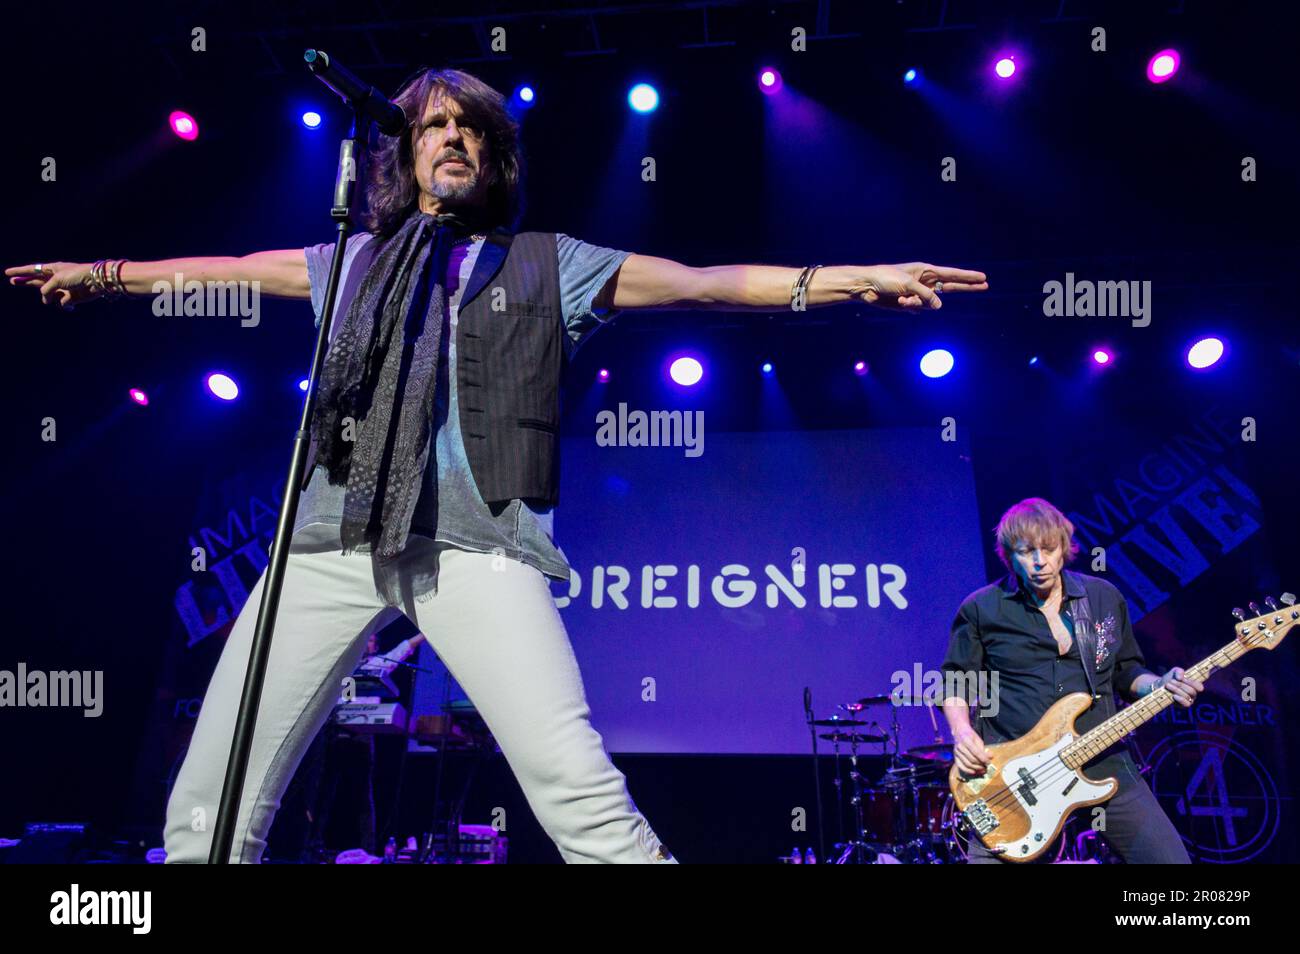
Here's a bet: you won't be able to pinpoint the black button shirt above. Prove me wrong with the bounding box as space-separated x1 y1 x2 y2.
941 569 1156 777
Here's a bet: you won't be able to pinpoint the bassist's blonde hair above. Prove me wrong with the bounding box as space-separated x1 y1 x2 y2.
994 497 1080 569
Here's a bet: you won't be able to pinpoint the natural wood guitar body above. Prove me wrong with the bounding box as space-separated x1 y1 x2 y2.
948 693 1117 862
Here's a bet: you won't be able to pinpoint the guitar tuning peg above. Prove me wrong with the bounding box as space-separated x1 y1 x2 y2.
1231 607 1246 621
1282 593 1297 607
1248 601 1262 615
1265 596 1280 611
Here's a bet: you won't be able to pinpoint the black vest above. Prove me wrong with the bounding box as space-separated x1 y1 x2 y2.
302 229 565 507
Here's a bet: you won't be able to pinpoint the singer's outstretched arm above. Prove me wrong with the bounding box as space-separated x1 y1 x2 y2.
6 251 311 308
594 255 988 313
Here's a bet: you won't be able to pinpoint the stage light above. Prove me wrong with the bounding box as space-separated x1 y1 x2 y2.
206 372 239 401
903 68 918 84
994 57 1017 79
761 361 774 375
628 83 659 113
518 85 535 103
1147 49 1180 84
169 110 199 141
1187 336 1225 369
853 360 868 376
1092 348 1113 366
129 388 149 406
298 377 310 392
301 110 322 129
758 68 783 94
919 349 954 379
597 368 610 383
1028 355 1039 366
669 356 704 387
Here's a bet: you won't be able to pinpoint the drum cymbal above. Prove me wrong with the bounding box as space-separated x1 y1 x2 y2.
820 731 888 745
904 743 955 764
855 694 894 707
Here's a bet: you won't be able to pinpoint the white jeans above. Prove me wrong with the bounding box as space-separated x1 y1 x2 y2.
163 546 675 863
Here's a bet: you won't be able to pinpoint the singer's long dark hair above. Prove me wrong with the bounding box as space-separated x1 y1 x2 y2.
363 68 524 238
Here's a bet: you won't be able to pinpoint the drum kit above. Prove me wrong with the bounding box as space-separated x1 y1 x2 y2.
810 688 1096 863
811 690 969 863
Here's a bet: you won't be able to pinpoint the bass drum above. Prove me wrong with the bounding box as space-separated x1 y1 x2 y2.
914 783 950 837
860 787 906 847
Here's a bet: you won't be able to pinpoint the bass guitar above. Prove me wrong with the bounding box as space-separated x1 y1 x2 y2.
949 594 1296 861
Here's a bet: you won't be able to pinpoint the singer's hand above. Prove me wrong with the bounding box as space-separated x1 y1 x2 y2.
853 263 989 311
5 262 100 310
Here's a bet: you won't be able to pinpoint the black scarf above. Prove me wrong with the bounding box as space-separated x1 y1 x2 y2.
311 209 472 558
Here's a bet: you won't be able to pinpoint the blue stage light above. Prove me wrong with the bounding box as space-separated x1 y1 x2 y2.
919 349 954 379
628 83 659 113
206 372 239 401
669 355 703 386
1187 336 1225 369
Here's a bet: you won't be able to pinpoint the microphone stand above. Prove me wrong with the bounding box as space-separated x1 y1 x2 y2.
803 688 827 863
207 104 369 863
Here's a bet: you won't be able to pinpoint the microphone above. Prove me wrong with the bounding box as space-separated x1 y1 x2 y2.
304 49 407 136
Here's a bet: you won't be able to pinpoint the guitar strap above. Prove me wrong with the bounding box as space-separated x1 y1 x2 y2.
1067 582 1100 698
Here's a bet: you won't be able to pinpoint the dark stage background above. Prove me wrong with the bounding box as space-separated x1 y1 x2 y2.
1 0 1297 864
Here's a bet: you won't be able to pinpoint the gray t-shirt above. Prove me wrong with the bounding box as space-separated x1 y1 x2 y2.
293 229 630 604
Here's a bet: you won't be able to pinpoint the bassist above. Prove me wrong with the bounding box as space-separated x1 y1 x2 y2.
940 497 1200 863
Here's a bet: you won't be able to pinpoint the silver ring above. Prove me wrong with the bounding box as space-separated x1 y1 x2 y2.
34 263 46 275
934 281 943 294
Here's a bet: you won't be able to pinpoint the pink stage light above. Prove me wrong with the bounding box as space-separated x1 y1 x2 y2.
169 110 199 141
1147 49 1180 84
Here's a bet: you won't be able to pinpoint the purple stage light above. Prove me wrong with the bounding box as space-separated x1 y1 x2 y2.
919 349 954 379
853 360 868 376
1187 336 1225 369
669 356 704 387
169 110 199 141
129 388 149 406
1147 49 1180 84
206 372 239 401
758 68 783 94
1092 348 1113 366
597 368 610 382
994 56 1017 79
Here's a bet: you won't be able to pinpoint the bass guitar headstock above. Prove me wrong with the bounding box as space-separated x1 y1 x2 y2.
1232 594 1298 651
